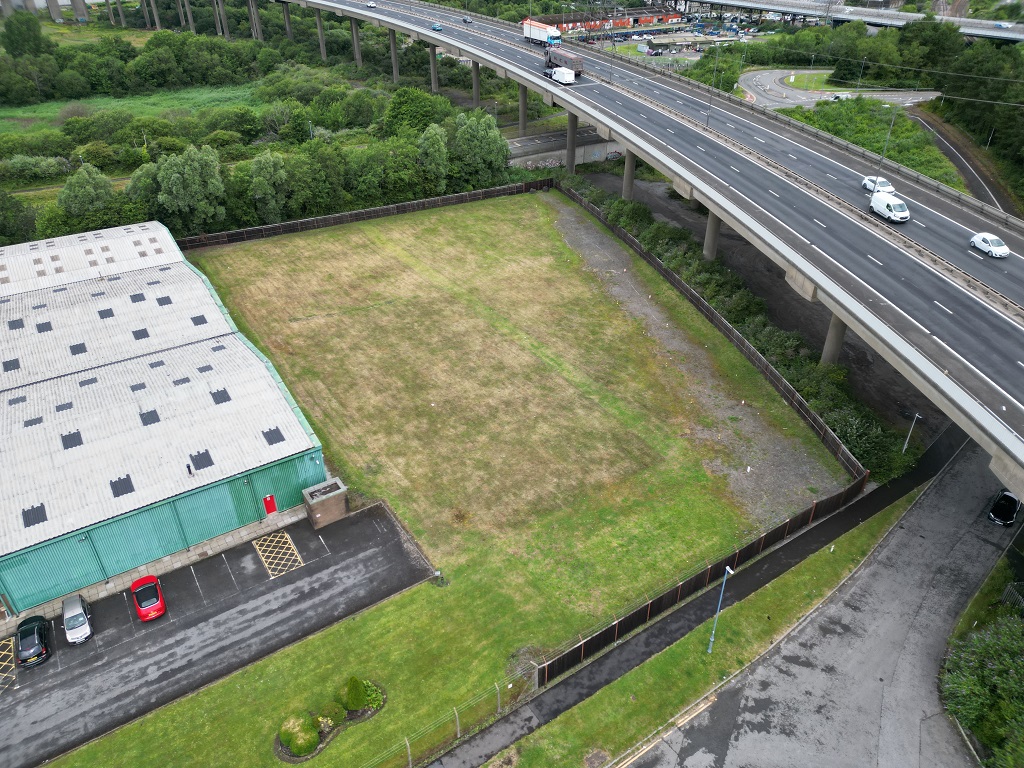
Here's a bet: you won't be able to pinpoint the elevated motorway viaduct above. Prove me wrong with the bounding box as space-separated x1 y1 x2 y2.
287 0 1024 492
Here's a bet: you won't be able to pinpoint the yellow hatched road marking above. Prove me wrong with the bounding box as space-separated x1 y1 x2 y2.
0 637 15 695
252 531 304 579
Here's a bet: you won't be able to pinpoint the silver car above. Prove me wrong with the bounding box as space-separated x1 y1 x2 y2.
61 595 93 645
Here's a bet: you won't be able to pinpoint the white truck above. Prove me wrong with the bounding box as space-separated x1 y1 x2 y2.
543 66 576 84
524 18 562 46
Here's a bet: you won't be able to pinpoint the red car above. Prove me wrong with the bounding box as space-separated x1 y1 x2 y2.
130 576 166 621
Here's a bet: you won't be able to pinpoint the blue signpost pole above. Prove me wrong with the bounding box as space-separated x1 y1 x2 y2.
707 565 734 654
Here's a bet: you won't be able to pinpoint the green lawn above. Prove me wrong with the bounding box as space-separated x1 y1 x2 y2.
504 490 918 767
0 85 260 134
787 71 847 92
53 192 842 768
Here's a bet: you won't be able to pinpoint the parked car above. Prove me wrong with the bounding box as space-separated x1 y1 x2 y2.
430 22 443 31
130 576 166 622
15 616 51 668
861 176 895 194
970 232 1010 258
987 489 1020 526
61 594 93 645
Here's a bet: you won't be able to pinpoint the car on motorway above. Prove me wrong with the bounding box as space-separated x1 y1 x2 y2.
870 191 910 222
861 176 895 194
431 22 442 31
970 232 1011 258
462 16 471 23
987 489 1020 526
15 616 52 668
994 21 1014 28
130 575 167 621
61 594 93 645
366 1 376 6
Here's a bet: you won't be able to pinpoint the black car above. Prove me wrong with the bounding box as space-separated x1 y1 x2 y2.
988 489 1020 526
15 616 52 668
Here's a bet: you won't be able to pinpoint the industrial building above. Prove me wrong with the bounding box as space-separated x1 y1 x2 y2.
0 222 325 614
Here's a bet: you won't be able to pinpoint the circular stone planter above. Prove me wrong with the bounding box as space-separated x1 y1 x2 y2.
274 684 387 764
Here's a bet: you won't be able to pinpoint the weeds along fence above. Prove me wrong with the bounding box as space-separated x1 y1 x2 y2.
175 180 556 251
1002 583 1024 613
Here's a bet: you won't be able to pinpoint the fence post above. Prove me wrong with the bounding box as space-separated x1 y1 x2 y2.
495 682 501 714
405 737 412 768
454 706 460 738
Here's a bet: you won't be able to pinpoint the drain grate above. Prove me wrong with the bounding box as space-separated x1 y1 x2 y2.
252 531 304 579
0 637 15 695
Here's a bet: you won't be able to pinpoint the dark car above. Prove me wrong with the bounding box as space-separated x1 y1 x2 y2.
462 16 472 23
15 616 52 668
542 68 555 79
988 489 1020 526
130 575 167 621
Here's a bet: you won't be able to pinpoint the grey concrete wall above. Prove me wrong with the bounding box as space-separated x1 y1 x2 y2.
510 140 623 170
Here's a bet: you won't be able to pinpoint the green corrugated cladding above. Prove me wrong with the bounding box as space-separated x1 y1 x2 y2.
0 448 325 614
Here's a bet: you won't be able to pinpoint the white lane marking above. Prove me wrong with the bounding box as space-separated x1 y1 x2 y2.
788 153 797 159
666 128 675 133
640 114 648 119
1017 361 1024 370
826 173 837 179
726 122 735 128
730 165 740 172
968 251 984 260
769 190 779 197
676 100 684 104
931 335 1024 413
868 255 883 265
615 100 623 105
697 146 705 151
934 301 954 315
813 219 827 228
913 220 926 227
755 136 765 142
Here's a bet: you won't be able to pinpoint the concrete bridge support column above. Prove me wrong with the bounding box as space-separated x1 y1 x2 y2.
820 313 848 365
149 0 161 29
429 45 439 92
103 0 115 24
70 0 88 21
390 29 400 83
248 0 263 41
518 84 528 138
212 0 222 35
622 149 636 200
350 17 362 67
139 0 151 28
114 0 125 27
703 211 721 261
182 0 195 33
174 0 184 27
471 61 480 108
1 0 14 17
282 2 293 40
565 113 578 175
24 0 37 14
316 9 326 62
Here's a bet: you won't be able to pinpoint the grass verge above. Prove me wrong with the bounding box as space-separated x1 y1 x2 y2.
502 489 918 768
53 192 841 768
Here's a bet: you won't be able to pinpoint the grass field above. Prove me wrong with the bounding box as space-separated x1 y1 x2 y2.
787 71 847 92
54 192 842 768
0 85 260 134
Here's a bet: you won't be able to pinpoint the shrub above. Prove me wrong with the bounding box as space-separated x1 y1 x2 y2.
363 680 384 711
344 675 367 711
279 713 319 757
319 700 345 723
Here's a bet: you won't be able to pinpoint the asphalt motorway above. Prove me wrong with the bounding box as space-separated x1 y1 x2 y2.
324 0 1024 448
0 505 434 768
630 441 1013 768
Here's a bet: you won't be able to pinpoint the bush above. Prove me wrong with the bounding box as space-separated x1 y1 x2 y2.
319 700 345 723
279 713 319 757
344 675 367 711
363 680 384 711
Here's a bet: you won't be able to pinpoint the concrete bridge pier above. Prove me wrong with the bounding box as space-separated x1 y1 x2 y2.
148 0 161 29
429 45 439 92
350 17 362 67
182 0 195 33
282 2 292 40
212 0 222 35
390 29 400 83
703 210 721 261
316 9 326 62
472 61 480 109
519 84 528 138
565 113 577 175
216 0 230 39
821 313 848 365
622 149 636 200
1 0 13 16
248 0 263 41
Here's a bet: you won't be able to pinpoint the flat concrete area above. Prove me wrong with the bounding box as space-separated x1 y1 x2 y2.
630 442 1011 768
0 504 433 768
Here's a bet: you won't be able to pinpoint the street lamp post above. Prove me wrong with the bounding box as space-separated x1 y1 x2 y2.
857 56 867 91
707 565 734 653
308 120 313 140
706 44 720 127
902 413 921 454
874 104 897 179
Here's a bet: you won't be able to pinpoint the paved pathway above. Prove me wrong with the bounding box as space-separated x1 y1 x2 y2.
627 441 1011 768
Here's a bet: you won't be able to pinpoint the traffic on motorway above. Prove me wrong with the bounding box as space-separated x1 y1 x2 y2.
322 0 1024 459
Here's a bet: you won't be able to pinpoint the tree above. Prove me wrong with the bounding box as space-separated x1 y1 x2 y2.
0 189 35 246
155 145 225 236
0 11 54 59
249 151 289 224
382 87 455 137
58 164 113 219
417 124 448 197
53 70 91 100
448 113 509 191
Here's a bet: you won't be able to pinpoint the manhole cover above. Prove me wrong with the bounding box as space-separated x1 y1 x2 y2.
252 531 304 578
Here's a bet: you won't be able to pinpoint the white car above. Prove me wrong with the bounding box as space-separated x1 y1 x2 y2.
861 176 895 194
631 34 643 40
971 232 1011 258
994 21 1014 29
366 1 376 6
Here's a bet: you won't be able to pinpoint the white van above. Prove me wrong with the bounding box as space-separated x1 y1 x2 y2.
870 191 910 223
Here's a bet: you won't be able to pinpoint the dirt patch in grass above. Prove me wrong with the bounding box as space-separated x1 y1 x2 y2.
544 192 845 524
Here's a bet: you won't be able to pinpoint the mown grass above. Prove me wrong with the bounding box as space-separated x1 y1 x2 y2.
951 557 1016 640
505 489 918 767
0 85 260 134
54 192 841 768
788 71 848 92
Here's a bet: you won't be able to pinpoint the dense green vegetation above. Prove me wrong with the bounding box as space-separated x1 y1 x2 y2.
560 172 919 482
778 98 966 191
685 19 1024 202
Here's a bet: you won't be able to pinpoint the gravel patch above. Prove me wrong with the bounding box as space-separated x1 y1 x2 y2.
541 191 847 529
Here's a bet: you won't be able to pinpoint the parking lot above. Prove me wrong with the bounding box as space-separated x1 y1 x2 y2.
0 503 434 768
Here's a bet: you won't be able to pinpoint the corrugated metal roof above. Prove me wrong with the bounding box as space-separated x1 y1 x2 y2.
0 223 318 556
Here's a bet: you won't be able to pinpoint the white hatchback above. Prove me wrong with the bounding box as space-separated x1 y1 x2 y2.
861 176 894 194
971 232 1011 258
